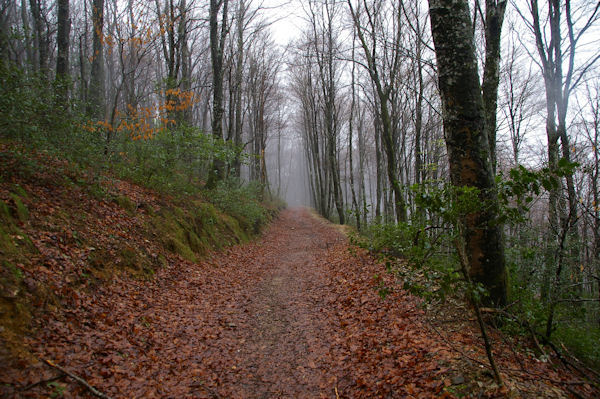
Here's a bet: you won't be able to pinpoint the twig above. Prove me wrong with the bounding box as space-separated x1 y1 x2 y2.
479 307 546 358
21 374 64 391
425 318 487 368
43 359 113 399
454 238 503 386
479 308 600 386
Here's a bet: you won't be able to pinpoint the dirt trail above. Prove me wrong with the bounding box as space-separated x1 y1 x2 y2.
225 209 343 397
5 209 451 398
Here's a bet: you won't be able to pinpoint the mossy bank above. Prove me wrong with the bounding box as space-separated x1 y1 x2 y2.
0 143 282 364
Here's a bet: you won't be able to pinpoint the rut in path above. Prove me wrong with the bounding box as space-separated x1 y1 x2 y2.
10 208 451 398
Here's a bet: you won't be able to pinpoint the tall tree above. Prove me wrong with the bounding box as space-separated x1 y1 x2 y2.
55 0 70 103
232 0 246 177
348 29 361 229
29 0 49 74
428 0 508 305
88 0 106 119
481 0 507 174
206 0 229 188
308 0 345 224
524 0 599 240
347 0 408 223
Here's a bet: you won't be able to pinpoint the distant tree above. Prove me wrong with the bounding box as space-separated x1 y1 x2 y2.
307 0 345 224
29 0 49 75
519 0 600 242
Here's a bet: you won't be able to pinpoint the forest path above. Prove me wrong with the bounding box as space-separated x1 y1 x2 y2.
17 208 452 398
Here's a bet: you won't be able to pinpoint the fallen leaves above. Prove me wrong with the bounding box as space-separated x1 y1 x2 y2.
1 171 597 399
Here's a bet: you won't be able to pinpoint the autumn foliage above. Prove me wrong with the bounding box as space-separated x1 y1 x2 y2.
82 88 198 141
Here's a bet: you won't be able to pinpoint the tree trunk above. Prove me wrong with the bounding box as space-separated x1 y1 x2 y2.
429 0 508 306
55 0 70 104
88 0 105 119
482 0 507 175
29 0 48 75
206 0 229 188
232 0 245 177
349 48 360 230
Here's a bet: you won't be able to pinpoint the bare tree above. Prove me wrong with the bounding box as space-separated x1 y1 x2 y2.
206 0 230 188
304 0 345 223
88 0 106 119
347 0 408 223
55 0 70 103
498 31 542 166
29 0 49 75
520 0 600 234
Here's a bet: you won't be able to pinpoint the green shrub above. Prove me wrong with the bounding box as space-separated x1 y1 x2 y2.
554 323 600 369
207 179 269 233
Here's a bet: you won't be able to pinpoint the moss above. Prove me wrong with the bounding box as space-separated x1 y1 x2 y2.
3 261 24 281
0 224 17 255
150 208 199 262
0 296 34 361
0 200 35 256
9 193 29 222
148 197 266 264
117 246 156 278
12 184 28 199
138 202 155 216
173 206 186 220
164 236 197 262
114 195 137 215
186 230 204 254
119 246 141 269
158 254 168 267
0 199 13 223
150 203 244 262
87 248 113 274
228 216 248 242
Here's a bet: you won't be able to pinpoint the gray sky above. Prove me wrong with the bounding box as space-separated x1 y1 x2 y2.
261 0 304 45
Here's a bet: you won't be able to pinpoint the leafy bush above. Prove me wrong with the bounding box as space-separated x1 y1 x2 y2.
351 182 472 303
207 179 270 233
111 126 237 196
554 323 600 369
0 61 275 241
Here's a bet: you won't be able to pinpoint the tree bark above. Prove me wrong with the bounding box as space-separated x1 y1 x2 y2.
88 0 105 119
29 0 48 75
482 0 507 175
55 0 70 104
429 0 508 306
206 0 229 188
232 0 245 177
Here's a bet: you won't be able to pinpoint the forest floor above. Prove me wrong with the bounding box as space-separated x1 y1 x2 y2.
2 206 599 398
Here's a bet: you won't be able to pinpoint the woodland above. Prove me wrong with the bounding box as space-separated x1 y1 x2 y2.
1 0 600 397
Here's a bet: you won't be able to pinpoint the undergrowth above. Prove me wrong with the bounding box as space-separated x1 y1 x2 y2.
0 63 283 363
353 176 600 374
0 63 280 234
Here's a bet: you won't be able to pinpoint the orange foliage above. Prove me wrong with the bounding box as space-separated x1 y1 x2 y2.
82 89 199 141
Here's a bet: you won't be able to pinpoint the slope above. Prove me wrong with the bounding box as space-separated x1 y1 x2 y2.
0 142 274 375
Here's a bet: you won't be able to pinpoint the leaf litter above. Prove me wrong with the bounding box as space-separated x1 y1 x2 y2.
1 191 597 398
